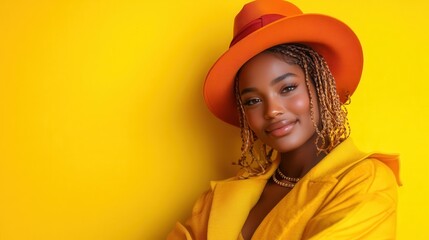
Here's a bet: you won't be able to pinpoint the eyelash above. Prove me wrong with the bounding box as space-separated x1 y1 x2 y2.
242 84 298 106
243 98 261 106
281 84 297 93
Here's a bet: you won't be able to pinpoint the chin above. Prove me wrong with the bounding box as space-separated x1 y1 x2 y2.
267 141 303 153
265 135 317 154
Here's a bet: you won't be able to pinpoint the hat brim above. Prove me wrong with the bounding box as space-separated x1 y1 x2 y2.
204 14 363 126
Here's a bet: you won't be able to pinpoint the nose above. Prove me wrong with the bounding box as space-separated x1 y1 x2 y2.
264 98 284 120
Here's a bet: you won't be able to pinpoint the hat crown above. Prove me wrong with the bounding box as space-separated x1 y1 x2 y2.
233 0 302 37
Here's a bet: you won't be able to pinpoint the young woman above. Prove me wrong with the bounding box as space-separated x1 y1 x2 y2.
169 0 401 239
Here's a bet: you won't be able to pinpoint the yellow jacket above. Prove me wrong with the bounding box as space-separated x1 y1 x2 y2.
168 139 401 240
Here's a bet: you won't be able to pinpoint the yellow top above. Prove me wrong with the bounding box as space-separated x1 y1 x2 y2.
167 138 400 240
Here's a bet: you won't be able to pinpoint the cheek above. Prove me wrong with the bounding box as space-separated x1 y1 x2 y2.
244 109 264 135
289 95 311 115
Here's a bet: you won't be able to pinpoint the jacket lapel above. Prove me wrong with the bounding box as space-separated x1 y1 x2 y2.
207 161 279 240
253 176 338 239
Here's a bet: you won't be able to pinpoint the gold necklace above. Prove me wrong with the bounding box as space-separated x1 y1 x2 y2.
272 172 295 188
276 168 300 182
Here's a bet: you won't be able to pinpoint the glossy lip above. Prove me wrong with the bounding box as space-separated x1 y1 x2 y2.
265 119 297 137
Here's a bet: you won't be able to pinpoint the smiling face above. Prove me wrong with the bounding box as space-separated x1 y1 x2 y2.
237 52 320 153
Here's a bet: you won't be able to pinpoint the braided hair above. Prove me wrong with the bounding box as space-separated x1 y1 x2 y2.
234 43 350 176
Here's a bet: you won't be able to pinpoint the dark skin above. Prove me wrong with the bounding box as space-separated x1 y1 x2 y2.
237 53 326 239
241 133 325 240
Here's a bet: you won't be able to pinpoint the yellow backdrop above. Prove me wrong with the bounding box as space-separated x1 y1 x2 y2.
1 0 428 239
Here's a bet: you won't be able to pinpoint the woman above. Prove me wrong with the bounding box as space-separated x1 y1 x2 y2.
168 0 401 239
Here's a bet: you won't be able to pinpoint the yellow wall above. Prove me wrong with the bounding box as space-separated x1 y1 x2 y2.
0 0 428 239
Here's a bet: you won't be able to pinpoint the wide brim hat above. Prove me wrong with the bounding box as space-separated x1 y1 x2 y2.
203 0 363 126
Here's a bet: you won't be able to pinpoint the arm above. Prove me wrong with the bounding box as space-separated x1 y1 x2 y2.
167 190 213 240
303 159 398 240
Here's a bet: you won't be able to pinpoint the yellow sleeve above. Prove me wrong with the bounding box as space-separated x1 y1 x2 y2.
303 159 398 240
167 190 213 240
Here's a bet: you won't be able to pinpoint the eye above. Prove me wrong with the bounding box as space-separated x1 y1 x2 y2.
243 98 261 106
281 84 297 93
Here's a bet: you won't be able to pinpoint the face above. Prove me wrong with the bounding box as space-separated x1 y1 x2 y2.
238 52 320 153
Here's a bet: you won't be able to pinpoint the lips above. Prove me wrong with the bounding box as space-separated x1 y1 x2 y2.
265 120 297 137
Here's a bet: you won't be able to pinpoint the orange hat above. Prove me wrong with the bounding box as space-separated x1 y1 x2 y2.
203 0 363 126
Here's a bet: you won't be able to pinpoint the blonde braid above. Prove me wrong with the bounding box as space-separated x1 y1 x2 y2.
234 77 272 176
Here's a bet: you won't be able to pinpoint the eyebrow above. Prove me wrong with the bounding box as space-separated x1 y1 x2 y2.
240 72 297 95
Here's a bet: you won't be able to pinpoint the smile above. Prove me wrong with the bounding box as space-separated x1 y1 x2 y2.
265 120 297 137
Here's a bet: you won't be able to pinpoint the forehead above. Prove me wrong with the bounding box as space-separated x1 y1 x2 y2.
237 52 304 88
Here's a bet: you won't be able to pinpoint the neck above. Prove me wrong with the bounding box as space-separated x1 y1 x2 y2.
277 133 326 179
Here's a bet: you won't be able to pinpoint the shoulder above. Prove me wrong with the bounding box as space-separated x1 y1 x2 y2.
343 158 397 184
313 158 398 225
335 158 398 199
310 138 400 187
303 158 398 239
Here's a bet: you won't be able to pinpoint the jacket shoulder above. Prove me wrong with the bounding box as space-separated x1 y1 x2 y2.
335 158 398 198
303 158 398 239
